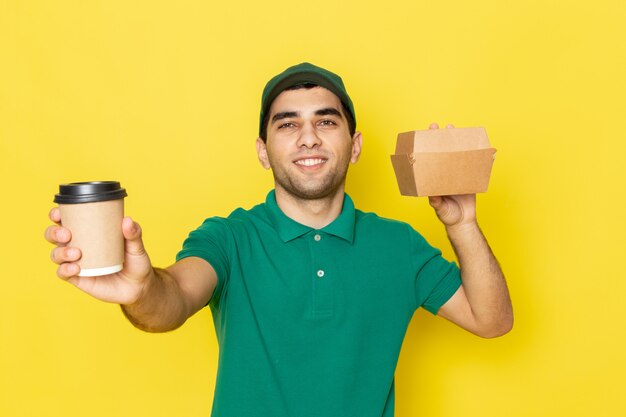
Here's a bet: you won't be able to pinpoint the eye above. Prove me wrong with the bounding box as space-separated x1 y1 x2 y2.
278 122 296 129
318 119 337 126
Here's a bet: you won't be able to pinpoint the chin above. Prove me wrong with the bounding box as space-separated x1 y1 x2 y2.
277 178 344 201
289 186 336 200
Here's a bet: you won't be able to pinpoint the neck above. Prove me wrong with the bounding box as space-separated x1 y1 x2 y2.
274 185 346 229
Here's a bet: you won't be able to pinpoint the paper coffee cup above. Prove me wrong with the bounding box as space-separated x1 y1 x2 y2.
54 181 128 277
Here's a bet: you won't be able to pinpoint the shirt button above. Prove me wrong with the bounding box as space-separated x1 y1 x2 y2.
317 270 325 278
314 234 321 242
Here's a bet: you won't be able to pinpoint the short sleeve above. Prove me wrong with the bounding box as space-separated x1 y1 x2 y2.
409 227 462 315
176 217 233 306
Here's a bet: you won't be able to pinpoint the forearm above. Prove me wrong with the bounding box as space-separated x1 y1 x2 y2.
446 222 513 336
120 268 191 333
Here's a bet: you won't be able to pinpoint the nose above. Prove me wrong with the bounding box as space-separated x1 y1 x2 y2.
296 122 322 149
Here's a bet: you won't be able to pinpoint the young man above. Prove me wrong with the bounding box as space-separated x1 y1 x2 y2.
46 63 513 417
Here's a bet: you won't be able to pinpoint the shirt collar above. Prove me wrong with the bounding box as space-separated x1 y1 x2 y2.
264 190 356 244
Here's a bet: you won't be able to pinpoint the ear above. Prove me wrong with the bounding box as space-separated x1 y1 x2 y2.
256 137 271 169
350 131 363 164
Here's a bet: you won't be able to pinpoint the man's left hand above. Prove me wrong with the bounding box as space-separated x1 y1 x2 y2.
426 123 477 229
429 194 477 229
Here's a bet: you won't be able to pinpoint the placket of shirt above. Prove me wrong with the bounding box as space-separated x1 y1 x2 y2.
307 230 333 317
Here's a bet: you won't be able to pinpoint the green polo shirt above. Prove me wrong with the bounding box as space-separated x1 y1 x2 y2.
176 190 461 417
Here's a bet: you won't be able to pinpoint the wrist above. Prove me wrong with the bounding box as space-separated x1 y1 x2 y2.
123 267 159 306
445 220 480 237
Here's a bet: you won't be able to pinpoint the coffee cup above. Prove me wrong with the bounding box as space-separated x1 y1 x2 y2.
54 181 127 277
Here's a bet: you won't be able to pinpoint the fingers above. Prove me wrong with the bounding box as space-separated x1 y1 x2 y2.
44 224 71 244
47 206 81 278
428 123 455 129
429 196 443 209
57 262 81 280
51 246 82 279
46 207 71 245
122 217 146 257
49 207 61 224
50 245 81 265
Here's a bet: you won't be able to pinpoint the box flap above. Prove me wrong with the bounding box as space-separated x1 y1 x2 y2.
395 127 490 153
390 154 418 196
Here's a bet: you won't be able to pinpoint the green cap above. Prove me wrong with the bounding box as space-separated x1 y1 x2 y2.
259 62 356 136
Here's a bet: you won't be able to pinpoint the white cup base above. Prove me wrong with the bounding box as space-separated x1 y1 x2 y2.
78 264 123 277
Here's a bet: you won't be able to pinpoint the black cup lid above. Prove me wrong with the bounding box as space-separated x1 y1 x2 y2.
54 181 127 204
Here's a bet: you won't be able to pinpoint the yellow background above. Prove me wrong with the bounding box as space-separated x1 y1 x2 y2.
1 0 625 416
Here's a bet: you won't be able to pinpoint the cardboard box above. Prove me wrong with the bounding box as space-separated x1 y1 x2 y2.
390 127 496 197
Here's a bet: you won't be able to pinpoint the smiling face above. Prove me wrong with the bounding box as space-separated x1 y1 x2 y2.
256 86 362 200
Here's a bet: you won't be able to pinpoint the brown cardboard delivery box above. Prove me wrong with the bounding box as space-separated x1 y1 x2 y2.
390 127 496 197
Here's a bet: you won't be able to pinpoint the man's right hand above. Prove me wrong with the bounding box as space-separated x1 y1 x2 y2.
45 207 155 305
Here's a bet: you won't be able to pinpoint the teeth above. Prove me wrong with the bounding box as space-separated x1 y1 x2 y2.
295 158 326 166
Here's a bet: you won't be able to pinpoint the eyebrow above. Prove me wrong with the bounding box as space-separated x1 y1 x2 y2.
271 107 343 125
315 108 342 118
271 111 298 124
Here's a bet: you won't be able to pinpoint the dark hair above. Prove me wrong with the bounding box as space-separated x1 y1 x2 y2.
259 83 356 143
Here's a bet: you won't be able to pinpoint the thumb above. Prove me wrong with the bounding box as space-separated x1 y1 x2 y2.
122 217 146 257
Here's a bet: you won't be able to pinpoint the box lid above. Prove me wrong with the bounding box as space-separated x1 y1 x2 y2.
395 127 490 154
